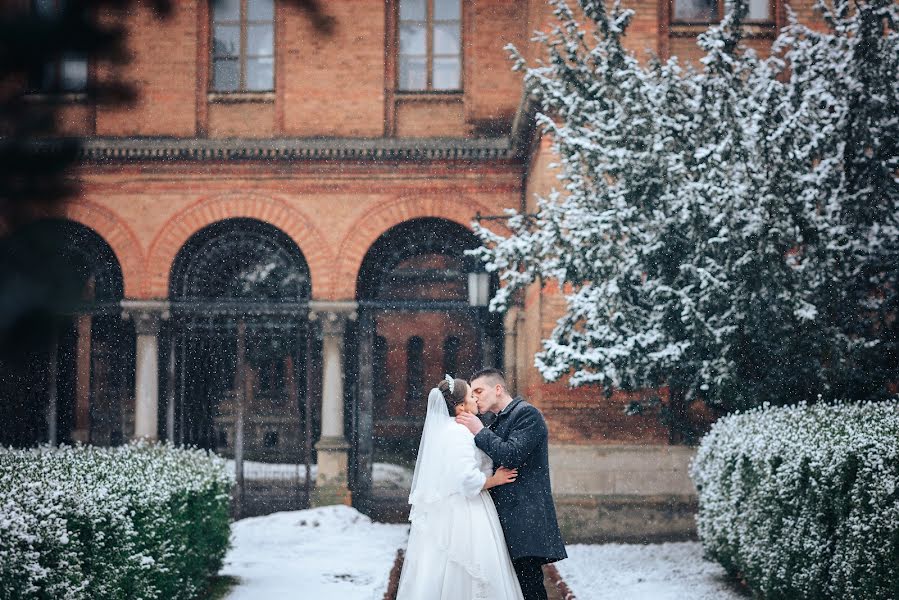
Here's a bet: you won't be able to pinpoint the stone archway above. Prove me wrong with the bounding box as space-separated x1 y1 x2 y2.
168 217 316 516
147 193 332 299
350 217 502 514
0 218 132 447
332 195 508 300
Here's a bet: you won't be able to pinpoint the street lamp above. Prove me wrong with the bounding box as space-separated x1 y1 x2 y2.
467 272 490 307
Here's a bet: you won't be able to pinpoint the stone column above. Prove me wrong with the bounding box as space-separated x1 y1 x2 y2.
46 336 59 446
165 335 176 442
122 301 169 442
354 312 375 510
309 302 357 506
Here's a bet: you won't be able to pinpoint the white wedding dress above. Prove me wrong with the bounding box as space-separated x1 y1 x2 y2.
396 389 524 600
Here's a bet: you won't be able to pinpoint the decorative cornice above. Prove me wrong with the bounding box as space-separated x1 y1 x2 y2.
34 136 518 163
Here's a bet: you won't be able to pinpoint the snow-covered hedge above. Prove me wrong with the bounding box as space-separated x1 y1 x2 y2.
0 442 234 600
691 401 899 599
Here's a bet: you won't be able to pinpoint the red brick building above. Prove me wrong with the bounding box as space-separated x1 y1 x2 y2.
2 0 819 539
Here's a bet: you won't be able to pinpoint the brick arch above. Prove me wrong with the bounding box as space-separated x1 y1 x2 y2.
333 195 511 300
62 201 144 298
145 193 333 299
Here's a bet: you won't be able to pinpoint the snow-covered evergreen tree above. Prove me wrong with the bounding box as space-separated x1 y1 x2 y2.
775 0 899 402
473 0 899 439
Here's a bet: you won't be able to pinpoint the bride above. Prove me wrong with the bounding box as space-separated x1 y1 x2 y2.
396 376 525 600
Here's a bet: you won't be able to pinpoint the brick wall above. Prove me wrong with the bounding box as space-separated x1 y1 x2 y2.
95 1 199 137
35 0 825 137
465 0 526 131
66 160 522 300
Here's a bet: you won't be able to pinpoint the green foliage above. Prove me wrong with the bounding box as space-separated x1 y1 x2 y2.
0 442 234 600
691 400 899 599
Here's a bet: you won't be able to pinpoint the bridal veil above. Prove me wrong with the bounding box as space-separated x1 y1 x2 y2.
397 388 524 600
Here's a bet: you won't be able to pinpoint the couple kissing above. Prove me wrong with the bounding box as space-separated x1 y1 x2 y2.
396 368 567 600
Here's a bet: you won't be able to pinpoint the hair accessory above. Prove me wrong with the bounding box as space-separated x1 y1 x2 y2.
444 374 455 394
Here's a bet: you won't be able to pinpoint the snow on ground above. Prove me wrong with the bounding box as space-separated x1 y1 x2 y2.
222 460 413 490
221 507 745 600
556 542 747 600
221 505 408 600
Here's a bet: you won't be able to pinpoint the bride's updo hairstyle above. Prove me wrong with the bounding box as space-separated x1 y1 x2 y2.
437 377 469 415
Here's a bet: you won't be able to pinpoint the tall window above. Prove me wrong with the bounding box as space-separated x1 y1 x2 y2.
398 0 461 91
211 0 275 92
405 336 425 410
30 0 88 93
672 0 771 22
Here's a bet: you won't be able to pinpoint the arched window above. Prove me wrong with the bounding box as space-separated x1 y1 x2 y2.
0 219 128 448
405 336 424 410
357 218 481 302
170 218 309 301
355 217 500 470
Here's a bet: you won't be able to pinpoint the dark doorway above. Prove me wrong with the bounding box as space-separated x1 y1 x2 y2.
0 219 132 448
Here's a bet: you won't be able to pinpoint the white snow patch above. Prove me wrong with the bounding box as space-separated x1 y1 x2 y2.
223 461 413 490
556 542 746 600
221 505 409 600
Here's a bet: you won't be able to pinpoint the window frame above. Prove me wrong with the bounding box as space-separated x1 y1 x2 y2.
210 0 276 94
661 0 780 60
669 0 776 25
395 0 464 94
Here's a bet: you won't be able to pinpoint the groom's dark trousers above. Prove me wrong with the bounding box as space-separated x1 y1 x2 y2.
513 557 548 600
474 397 567 600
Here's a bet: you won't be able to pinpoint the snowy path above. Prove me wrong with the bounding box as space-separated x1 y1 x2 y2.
556 542 747 600
220 506 408 600
219 508 745 600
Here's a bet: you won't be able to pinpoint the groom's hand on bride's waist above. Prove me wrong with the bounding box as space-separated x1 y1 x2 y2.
456 412 484 435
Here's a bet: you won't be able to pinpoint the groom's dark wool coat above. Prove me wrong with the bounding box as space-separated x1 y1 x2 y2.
474 397 567 564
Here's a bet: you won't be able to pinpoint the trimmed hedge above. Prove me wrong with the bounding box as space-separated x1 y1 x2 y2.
691 400 899 600
0 442 234 600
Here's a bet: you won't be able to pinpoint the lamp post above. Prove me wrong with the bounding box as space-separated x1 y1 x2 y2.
467 271 490 308
468 271 496 367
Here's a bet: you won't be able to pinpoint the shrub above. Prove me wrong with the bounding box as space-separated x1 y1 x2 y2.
0 442 234 600
691 400 899 599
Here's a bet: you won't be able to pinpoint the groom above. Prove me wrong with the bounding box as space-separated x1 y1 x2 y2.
456 368 567 600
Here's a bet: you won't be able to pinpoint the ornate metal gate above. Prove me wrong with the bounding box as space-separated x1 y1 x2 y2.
168 218 315 518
